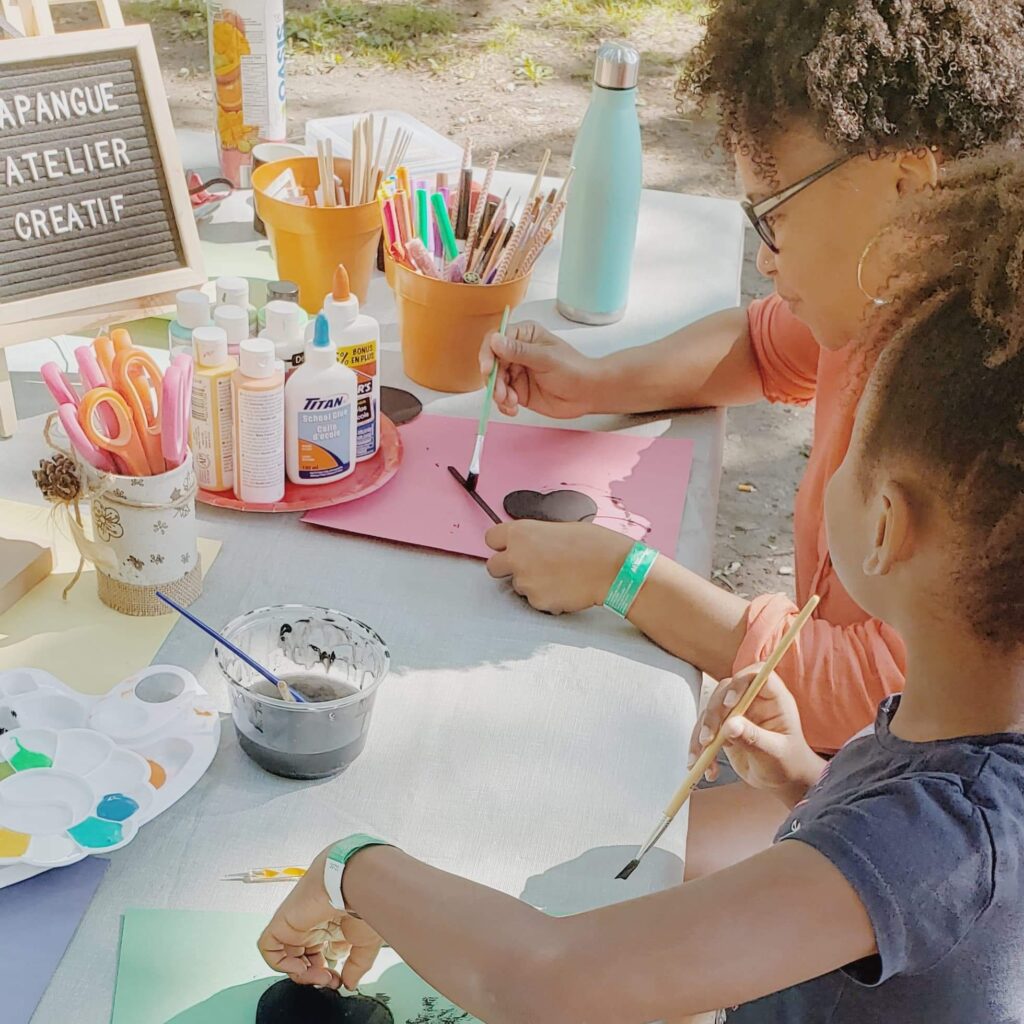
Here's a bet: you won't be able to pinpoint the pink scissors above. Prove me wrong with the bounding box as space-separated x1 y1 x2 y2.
78 387 152 478
57 403 117 473
161 353 193 469
41 362 81 409
111 347 166 476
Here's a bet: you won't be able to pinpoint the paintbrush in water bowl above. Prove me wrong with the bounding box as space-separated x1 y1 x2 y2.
155 591 306 703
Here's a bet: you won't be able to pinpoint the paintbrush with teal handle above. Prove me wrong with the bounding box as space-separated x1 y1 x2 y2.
465 304 511 493
155 591 306 703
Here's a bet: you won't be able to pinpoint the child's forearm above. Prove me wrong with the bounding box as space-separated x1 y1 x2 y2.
342 841 876 1023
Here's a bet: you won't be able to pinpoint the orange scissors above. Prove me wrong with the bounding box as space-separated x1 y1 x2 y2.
111 346 166 475
78 387 153 478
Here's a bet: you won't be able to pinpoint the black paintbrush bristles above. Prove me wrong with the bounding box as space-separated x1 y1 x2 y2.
448 466 502 524
615 859 640 881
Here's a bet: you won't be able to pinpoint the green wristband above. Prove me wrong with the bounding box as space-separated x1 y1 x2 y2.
324 833 392 911
604 542 658 618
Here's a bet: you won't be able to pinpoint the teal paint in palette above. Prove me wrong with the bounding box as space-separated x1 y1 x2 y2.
97 793 140 822
69 817 123 849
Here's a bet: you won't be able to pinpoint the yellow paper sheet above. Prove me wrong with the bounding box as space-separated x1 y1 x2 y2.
0 499 220 695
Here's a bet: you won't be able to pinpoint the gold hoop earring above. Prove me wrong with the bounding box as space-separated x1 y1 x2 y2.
857 234 890 307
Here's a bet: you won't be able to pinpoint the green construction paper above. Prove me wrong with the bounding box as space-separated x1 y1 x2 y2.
110 909 481 1024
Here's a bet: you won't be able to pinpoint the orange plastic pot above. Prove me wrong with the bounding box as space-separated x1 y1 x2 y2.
253 156 382 313
387 254 532 393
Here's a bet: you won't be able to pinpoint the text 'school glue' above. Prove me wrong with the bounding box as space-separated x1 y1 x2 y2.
233 337 285 505
260 300 306 376
306 264 380 462
285 314 357 486
169 289 211 359
190 325 237 492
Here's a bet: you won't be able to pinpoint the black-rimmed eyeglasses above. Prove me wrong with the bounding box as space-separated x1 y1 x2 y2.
742 155 852 254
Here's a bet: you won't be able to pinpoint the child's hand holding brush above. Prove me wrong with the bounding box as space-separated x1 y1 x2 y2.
691 665 827 807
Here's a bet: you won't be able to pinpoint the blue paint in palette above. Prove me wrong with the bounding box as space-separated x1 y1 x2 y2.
69 817 123 849
97 793 139 822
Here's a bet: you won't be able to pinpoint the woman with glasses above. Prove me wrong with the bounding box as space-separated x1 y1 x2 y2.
477 0 1024 851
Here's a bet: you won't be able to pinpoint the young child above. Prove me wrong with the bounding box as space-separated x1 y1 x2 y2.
258 150 1024 1022
478 0 1024 758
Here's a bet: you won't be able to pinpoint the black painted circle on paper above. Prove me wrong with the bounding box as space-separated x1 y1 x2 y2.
380 387 423 426
503 489 599 524
255 979 394 1023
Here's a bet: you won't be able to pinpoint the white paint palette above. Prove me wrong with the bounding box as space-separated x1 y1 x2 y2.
0 666 219 887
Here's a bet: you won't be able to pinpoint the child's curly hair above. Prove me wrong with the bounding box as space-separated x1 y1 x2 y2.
859 147 1024 650
678 1 1024 174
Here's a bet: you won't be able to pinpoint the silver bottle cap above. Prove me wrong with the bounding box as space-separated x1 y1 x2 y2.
593 40 640 90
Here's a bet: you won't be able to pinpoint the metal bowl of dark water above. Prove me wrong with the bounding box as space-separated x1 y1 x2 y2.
215 605 390 779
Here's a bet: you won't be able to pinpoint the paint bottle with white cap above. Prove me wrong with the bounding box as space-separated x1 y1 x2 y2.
214 303 251 360
191 325 237 492
259 300 306 377
215 276 258 335
232 337 285 505
168 289 211 359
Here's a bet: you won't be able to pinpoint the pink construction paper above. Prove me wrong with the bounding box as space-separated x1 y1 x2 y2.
302 414 694 559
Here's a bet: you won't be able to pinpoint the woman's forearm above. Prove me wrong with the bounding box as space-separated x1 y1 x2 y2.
590 307 764 414
626 557 750 681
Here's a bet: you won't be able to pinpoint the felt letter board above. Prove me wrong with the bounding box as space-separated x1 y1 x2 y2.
0 26 204 328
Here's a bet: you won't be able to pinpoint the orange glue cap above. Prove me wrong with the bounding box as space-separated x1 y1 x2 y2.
332 264 351 302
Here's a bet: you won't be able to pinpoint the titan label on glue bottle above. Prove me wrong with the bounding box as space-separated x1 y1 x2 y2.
191 325 237 492
306 264 380 462
232 337 285 505
285 314 357 486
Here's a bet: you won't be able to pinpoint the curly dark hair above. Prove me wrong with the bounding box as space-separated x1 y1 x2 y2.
678 1 1024 173
858 147 1024 650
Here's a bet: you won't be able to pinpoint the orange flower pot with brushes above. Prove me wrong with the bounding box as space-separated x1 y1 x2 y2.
253 156 382 313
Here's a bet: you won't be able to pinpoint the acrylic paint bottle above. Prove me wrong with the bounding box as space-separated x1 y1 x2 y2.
556 41 642 325
306 264 380 462
258 279 308 331
259 300 306 376
214 303 251 360
285 314 358 486
215 276 258 335
191 325 237 492
232 337 285 505
168 289 211 359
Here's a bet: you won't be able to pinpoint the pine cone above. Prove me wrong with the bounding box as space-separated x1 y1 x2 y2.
33 453 81 503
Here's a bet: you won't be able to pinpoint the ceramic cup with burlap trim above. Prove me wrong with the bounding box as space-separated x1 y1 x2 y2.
73 455 201 617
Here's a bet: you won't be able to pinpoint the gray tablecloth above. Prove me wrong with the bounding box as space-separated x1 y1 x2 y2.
1 152 744 1023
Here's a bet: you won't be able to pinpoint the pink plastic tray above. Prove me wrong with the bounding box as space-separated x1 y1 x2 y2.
196 415 402 513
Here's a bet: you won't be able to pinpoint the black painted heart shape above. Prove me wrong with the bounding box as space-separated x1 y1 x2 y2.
256 979 393 1023
503 489 599 523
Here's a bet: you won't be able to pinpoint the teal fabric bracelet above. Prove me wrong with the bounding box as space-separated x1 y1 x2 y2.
604 542 658 618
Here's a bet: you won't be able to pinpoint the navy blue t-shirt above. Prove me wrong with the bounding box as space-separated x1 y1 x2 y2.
728 696 1024 1024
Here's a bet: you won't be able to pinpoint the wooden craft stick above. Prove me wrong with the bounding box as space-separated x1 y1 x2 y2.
492 209 531 284
525 148 551 210
466 150 499 259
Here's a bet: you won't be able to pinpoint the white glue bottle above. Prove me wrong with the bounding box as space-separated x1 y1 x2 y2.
191 325 237 492
233 338 285 505
260 300 306 377
307 264 380 462
285 314 358 486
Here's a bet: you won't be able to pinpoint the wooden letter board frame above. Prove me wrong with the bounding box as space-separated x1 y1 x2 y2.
0 21 205 435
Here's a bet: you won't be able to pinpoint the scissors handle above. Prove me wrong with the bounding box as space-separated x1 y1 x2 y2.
161 355 193 469
112 348 166 476
78 387 152 478
41 362 80 409
58 404 116 473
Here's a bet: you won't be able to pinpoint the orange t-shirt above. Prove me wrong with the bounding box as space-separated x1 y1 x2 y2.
733 293 906 753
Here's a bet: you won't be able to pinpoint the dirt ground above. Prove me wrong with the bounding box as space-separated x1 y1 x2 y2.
57 1 812 602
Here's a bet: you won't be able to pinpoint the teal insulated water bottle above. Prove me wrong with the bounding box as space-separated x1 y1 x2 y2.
557 41 642 325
